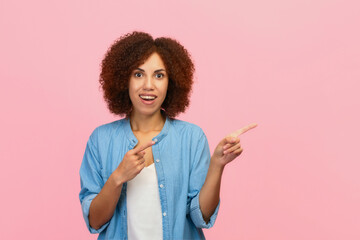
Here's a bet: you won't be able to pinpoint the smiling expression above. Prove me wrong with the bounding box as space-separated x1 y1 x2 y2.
128 52 169 117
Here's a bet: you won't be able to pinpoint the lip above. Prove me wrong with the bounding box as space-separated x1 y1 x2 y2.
139 94 157 97
139 94 157 105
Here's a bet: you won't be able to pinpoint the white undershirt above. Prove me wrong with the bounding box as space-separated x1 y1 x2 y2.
126 163 163 240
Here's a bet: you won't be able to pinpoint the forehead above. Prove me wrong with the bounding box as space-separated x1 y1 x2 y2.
138 52 166 70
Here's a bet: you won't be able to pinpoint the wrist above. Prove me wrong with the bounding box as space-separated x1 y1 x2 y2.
109 169 125 188
210 157 225 172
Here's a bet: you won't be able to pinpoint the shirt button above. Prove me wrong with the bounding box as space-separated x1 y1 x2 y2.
163 212 167 217
160 184 164 188
156 159 160 163
153 138 158 143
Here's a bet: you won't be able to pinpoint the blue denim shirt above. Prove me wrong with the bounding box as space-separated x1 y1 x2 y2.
79 117 220 240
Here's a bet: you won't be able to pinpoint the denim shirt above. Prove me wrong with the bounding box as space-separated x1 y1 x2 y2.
79 117 220 240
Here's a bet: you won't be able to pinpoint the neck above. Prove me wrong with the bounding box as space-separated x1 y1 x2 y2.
129 110 166 132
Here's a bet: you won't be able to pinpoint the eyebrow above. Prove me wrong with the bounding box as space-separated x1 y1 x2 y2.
136 68 166 73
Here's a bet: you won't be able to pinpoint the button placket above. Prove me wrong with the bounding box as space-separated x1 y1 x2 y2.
152 140 169 235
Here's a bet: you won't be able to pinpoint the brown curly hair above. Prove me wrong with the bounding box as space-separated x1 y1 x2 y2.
99 31 195 119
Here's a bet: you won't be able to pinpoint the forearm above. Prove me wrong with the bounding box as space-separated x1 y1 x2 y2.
89 171 123 230
199 157 224 223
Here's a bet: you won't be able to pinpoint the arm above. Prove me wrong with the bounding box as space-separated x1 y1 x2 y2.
199 123 258 223
88 172 124 230
79 130 154 232
187 132 220 229
199 158 224 223
87 141 155 230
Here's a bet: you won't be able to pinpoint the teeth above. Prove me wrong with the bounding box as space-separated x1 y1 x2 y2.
140 95 156 100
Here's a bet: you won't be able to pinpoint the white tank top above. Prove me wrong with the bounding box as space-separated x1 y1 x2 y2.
126 163 163 240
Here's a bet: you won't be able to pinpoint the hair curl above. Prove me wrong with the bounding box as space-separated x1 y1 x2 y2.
99 31 195 119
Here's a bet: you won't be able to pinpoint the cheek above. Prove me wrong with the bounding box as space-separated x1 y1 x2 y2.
128 87 138 105
163 84 168 94
161 80 169 95
128 80 139 96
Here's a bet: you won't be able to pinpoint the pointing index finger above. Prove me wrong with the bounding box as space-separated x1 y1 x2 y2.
133 141 155 154
231 123 258 137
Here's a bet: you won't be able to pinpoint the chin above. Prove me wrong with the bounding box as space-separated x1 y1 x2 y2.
134 107 162 117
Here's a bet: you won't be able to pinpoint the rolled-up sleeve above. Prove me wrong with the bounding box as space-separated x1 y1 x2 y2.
79 131 109 233
188 131 220 229
190 191 220 228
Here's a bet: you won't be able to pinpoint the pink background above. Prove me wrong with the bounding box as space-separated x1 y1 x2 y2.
1 0 359 239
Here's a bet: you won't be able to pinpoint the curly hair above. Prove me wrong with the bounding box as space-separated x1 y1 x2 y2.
99 31 195 119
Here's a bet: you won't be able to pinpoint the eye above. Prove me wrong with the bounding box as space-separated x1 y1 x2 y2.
134 72 143 78
155 73 165 79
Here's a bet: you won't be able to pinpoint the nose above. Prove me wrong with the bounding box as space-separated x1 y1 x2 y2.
143 76 154 90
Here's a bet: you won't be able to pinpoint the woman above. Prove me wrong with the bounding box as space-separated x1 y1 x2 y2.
79 31 257 240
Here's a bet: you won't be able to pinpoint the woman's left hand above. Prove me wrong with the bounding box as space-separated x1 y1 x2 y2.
212 123 258 168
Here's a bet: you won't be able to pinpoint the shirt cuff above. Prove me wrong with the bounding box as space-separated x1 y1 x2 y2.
81 193 110 234
189 193 220 229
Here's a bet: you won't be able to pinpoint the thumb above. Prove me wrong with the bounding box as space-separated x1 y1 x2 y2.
220 136 237 146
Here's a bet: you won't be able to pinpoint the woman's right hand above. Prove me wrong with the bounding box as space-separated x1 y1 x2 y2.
111 141 155 185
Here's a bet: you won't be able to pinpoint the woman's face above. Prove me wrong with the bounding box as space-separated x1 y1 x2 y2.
129 52 169 117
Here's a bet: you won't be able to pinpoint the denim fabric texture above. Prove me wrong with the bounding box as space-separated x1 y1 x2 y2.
79 117 220 240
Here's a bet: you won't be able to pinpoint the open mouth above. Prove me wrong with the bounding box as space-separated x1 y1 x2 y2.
139 95 157 101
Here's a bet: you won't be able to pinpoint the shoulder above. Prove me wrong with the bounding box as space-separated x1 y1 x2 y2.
88 118 126 144
168 119 210 160
168 118 207 140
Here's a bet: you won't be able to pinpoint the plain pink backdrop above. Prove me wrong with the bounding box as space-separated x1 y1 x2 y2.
1 0 359 239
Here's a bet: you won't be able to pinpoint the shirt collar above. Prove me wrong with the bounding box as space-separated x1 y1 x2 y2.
124 116 171 148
